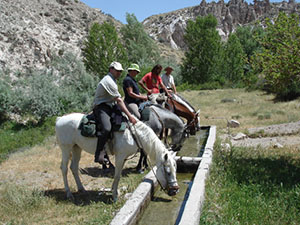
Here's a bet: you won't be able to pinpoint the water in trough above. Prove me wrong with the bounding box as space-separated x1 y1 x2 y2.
137 127 209 225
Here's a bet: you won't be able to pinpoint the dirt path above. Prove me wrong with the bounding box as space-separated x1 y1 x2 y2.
0 136 140 194
224 121 300 148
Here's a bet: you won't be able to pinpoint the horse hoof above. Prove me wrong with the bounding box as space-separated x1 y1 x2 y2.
78 189 87 194
67 193 75 201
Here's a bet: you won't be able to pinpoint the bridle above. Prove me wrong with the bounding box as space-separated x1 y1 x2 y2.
127 122 179 194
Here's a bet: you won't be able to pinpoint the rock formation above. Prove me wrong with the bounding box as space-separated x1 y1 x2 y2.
0 0 120 73
1 0 299 74
142 0 300 49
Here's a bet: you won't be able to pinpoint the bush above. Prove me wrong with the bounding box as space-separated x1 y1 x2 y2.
252 13 300 100
0 72 13 121
6 52 96 122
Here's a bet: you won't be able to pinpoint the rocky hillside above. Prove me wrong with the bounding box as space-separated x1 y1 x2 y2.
143 0 300 50
1 0 299 74
0 0 121 73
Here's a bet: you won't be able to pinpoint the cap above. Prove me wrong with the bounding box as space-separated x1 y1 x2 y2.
110 61 124 71
128 63 140 73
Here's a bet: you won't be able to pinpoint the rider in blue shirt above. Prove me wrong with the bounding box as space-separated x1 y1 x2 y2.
123 63 148 119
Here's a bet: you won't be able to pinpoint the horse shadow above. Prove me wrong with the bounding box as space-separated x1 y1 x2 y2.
44 189 114 205
45 166 143 205
79 166 115 178
79 166 141 178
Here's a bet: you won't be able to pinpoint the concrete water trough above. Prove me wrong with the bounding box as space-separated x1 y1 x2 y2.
110 126 216 225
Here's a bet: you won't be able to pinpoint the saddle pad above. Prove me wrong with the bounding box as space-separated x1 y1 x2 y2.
78 115 96 137
112 121 127 132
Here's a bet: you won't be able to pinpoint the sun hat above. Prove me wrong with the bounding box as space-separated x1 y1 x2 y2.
164 66 173 71
128 63 140 73
110 61 123 71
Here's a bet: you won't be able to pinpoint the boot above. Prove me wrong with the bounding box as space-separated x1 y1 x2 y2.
94 137 108 165
94 150 108 165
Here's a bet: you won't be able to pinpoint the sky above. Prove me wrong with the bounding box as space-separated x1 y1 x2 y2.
80 0 206 24
80 0 290 24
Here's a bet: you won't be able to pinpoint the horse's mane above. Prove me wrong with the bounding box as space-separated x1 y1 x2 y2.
133 121 168 156
172 93 196 113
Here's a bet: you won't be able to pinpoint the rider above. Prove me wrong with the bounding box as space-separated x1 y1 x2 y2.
138 64 171 103
93 61 137 164
123 63 148 119
161 66 177 94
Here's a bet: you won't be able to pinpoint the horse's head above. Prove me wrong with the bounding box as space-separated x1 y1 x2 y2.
156 152 179 196
194 109 201 130
170 128 189 152
187 109 201 135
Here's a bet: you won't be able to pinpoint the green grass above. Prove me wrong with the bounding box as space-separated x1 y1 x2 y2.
200 139 300 224
0 117 56 163
0 172 146 225
2 89 300 224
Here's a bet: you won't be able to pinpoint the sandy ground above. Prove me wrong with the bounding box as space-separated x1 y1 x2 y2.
0 136 141 195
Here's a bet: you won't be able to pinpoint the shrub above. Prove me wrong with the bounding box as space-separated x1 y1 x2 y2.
252 13 300 100
0 72 13 121
7 52 96 122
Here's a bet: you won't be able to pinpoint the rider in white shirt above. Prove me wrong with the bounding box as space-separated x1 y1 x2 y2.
161 66 177 94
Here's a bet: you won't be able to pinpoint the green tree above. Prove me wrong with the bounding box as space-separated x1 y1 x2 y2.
82 22 128 78
235 25 263 61
252 12 300 100
222 33 246 86
181 15 222 84
121 13 159 65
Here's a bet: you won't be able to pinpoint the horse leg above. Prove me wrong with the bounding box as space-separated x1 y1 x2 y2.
136 151 144 173
60 145 73 200
143 154 148 169
112 158 125 202
164 128 169 146
70 145 85 193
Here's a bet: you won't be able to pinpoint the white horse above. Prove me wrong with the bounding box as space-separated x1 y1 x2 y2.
55 113 179 201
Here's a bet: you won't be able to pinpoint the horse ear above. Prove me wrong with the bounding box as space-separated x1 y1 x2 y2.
164 153 168 161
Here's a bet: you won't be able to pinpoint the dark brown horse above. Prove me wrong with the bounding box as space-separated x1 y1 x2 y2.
166 93 200 135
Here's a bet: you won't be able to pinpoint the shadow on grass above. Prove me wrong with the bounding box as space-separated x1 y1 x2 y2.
151 196 172 203
225 153 300 192
44 188 114 205
80 166 141 178
45 166 143 206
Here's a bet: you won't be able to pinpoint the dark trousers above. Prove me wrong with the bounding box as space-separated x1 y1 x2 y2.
93 103 113 159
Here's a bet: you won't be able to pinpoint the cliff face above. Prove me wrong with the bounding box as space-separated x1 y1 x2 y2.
1 0 299 74
142 0 300 50
0 0 120 73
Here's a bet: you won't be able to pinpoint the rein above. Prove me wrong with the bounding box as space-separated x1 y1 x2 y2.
150 107 165 140
127 122 168 193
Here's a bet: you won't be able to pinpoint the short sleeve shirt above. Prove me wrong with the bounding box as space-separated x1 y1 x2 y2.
161 73 175 89
93 73 121 108
123 74 141 105
141 72 162 94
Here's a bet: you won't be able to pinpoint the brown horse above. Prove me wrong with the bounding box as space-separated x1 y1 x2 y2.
166 93 200 135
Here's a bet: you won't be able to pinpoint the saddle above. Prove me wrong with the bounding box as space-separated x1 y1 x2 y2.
78 106 128 137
